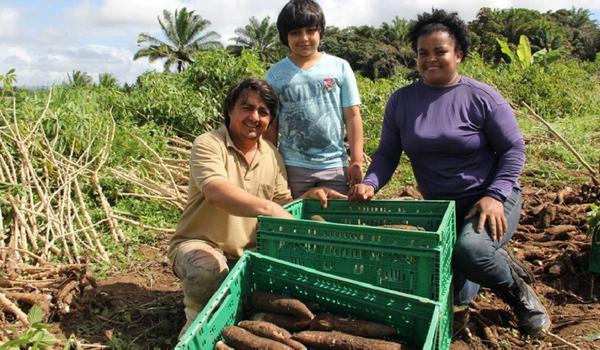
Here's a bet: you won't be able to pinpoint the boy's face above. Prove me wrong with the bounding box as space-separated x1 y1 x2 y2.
287 26 320 59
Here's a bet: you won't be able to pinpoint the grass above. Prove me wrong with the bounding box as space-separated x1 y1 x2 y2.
519 110 600 184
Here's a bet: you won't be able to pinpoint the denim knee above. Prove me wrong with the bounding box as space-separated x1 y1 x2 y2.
453 221 493 272
453 220 513 287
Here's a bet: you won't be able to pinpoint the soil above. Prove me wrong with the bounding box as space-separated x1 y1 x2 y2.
3 181 600 349
57 245 184 349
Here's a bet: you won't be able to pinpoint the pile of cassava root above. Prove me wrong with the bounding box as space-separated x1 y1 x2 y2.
309 215 425 231
215 290 414 350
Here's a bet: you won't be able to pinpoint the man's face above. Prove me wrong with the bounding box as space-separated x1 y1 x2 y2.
227 90 272 147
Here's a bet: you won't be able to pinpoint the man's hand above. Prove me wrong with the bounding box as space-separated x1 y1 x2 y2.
269 202 294 219
348 183 375 202
301 187 347 208
347 162 363 187
464 196 507 241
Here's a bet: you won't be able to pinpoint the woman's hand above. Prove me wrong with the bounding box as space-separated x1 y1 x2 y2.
464 196 507 241
348 183 375 202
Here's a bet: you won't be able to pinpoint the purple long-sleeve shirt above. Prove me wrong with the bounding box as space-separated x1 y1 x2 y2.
364 76 525 206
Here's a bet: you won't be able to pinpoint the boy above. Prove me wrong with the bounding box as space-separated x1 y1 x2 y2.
265 0 364 198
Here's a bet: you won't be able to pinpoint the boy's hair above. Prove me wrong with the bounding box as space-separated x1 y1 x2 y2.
223 77 278 128
276 0 325 46
408 9 471 59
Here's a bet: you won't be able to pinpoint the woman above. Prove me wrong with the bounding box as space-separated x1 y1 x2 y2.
349 9 550 337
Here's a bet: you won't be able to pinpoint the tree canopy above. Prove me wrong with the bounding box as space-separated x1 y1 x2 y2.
228 16 285 63
134 8 223 72
134 7 599 79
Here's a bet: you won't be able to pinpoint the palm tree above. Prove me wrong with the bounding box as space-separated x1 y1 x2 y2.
549 8 599 60
229 16 282 62
524 18 565 52
378 16 414 67
98 73 120 89
134 8 223 72
67 70 93 87
1 68 17 96
380 16 410 45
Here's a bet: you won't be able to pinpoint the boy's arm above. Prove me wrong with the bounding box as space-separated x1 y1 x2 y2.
343 105 364 186
264 119 278 146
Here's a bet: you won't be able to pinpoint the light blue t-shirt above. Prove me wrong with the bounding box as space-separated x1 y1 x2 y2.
266 53 361 169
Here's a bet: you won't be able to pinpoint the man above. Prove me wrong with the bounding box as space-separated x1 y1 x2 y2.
169 77 345 336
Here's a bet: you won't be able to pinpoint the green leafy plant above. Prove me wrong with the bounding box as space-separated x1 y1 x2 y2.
133 7 223 72
0 305 56 350
229 16 284 63
67 70 93 87
580 330 600 341
587 204 600 237
98 73 120 89
0 68 17 96
496 35 561 68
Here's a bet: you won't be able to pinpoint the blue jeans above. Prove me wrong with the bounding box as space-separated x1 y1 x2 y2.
453 188 523 305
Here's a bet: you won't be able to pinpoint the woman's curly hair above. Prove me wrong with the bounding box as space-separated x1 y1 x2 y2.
408 9 471 59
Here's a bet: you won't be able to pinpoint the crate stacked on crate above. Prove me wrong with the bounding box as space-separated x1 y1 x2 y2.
256 199 456 350
176 252 441 350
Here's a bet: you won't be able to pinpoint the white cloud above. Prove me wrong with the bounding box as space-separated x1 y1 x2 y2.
67 0 189 28
0 45 32 65
2 43 161 87
0 6 20 39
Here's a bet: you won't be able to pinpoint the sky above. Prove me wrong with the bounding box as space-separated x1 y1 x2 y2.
1 0 599 87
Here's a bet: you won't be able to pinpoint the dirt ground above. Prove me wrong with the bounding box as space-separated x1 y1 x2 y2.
57 245 184 349
3 181 600 349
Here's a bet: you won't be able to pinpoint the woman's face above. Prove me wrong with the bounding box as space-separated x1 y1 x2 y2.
416 31 463 87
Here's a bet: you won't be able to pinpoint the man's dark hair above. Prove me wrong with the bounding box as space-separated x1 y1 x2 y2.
276 0 325 46
223 77 278 127
408 9 471 59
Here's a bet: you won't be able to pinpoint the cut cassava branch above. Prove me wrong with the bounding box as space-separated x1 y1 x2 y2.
0 291 29 326
518 102 599 185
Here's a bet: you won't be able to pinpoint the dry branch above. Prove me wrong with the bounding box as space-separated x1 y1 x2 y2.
518 102 599 185
3 292 52 315
91 173 124 243
169 135 193 148
113 215 176 234
165 144 191 156
0 291 29 326
541 330 582 350
133 135 182 202
0 91 192 331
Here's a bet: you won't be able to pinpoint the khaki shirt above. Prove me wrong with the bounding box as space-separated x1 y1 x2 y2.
169 125 292 259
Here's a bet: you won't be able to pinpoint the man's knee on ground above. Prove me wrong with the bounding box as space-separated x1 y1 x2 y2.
180 249 229 306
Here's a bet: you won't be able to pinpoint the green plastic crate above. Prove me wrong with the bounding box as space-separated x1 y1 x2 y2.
437 287 452 350
176 252 442 350
257 199 456 300
257 199 455 350
590 230 600 273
